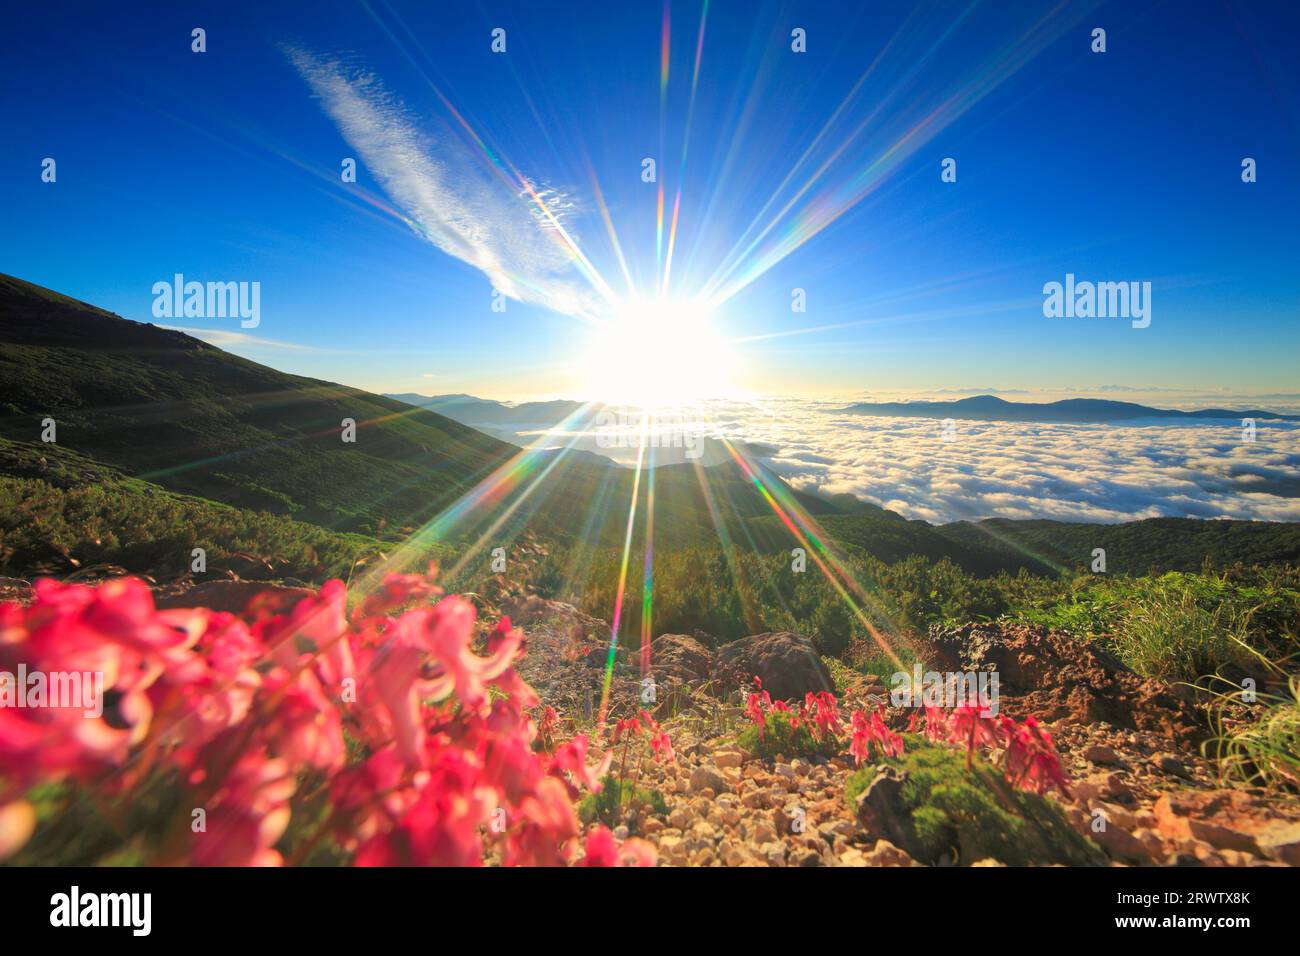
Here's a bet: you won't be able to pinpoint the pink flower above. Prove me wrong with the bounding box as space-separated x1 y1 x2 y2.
650 729 675 764
549 734 611 796
261 668 345 773
847 707 904 766
579 826 657 867
0 567 628 868
578 825 619 866
807 691 841 738
189 752 296 867
421 597 521 709
506 777 580 866
848 710 873 767
537 706 560 750
612 717 642 743
948 704 1003 769
744 676 771 740
923 705 949 743
1003 715 1071 796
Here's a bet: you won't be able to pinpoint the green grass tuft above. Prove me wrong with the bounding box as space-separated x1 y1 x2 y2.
844 736 1105 866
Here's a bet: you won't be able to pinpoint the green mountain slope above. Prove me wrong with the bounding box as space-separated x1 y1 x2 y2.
932 516 1300 575
0 273 515 535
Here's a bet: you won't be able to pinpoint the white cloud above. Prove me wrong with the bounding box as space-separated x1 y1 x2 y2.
288 48 605 320
692 399 1300 524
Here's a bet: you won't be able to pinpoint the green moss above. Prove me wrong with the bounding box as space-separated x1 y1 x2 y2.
577 775 668 831
736 709 841 761
844 736 1105 866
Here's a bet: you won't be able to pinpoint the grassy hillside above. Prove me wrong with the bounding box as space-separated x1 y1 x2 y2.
932 516 1300 575
0 437 411 582
0 273 513 535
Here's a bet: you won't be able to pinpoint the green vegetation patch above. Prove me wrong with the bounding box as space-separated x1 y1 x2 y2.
844 737 1105 867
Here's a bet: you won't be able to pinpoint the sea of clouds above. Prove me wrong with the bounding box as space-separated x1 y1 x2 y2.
687 399 1300 524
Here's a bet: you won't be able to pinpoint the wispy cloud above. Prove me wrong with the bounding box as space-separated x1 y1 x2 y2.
288 48 604 320
160 325 318 352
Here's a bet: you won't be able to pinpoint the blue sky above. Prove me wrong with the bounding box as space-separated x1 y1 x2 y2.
3 0 1297 404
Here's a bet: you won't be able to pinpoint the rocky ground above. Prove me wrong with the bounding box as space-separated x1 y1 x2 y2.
500 595 1300 868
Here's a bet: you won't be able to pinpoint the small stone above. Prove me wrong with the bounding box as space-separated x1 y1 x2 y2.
1256 821 1300 866
817 819 855 841
1188 818 1259 856
713 749 745 769
862 839 917 867
1090 822 1152 864
759 841 786 865
1153 753 1189 777
1153 794 1193 840
1084 744 1120 765
689 766 728 794
836 847 867 867
1103 772 1133 800
1176 838 1225 866
690 847 716 866
691 821 718 842
1131 828 1167 858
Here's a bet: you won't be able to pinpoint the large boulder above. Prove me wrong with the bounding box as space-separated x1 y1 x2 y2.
648 633 713 683
716 631 834 701
920 622 1204 746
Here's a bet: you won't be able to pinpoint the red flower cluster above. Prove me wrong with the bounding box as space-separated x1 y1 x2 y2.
848 706 903 766
923 706 1071 796
639 709 676 765
744 678 842 745
744 677 772 739
0 572 655 866
738 676 1067 800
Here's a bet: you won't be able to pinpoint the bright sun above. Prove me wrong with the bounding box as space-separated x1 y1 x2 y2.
580 297 734 407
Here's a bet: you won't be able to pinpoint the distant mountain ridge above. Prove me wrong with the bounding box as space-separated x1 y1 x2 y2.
386 392 587 429
840 394 1299 423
